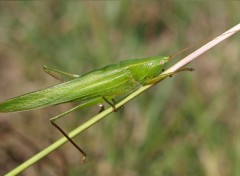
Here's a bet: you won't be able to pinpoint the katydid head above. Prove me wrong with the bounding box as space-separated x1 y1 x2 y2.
120 56 170 84
144 56 169 79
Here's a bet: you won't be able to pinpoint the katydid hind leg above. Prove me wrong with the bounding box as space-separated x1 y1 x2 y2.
50 120 87 162
50 112 87 162
49 97 103 162
43 65 80 82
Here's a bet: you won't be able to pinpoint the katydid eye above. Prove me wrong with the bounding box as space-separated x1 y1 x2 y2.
160 60 165 65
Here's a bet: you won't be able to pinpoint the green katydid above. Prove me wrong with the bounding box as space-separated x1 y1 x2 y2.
0 56 193 161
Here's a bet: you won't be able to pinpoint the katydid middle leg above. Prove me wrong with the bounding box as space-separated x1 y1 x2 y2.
102 96 124 112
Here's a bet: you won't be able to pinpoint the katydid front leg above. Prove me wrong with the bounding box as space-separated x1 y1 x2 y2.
144 68 194 85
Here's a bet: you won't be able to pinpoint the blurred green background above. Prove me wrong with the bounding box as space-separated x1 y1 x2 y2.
0 1 239 176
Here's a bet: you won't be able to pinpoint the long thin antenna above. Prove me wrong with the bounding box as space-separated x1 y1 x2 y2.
168 46 192 61
167 23 240 73
168 27 240 61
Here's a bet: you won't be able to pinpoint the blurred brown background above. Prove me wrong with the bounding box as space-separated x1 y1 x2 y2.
0 1 239 176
